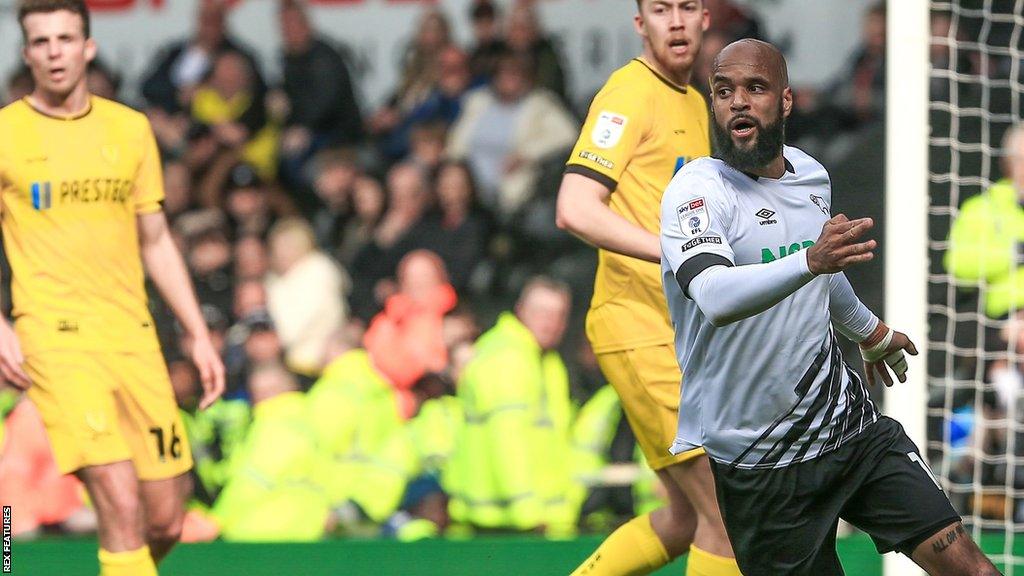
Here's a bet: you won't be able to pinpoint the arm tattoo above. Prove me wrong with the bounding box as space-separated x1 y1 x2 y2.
931 524 967 554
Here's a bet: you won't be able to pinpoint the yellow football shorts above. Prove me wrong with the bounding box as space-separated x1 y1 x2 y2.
597 344 705 470
25 350 192 481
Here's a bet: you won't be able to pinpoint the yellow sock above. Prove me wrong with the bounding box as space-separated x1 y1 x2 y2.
570 513 671 576
98 546 158 576
686 544 742 576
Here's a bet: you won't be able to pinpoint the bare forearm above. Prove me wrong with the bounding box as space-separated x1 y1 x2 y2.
141 233 209 340
556 175 661 263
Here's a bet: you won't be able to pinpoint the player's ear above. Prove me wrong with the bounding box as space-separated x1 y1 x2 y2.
633 12 646 39
782 87 794 119
84 37 97 64
702 7 711 32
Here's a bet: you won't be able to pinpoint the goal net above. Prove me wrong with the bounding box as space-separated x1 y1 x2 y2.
927 0 1024 573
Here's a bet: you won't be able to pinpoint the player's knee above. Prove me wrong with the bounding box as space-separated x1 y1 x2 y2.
103 488 143 530
146 511 184 547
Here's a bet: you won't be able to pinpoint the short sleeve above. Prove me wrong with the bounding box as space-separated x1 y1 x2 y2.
133 116 165 214
564 83 649 190
660 170 736 297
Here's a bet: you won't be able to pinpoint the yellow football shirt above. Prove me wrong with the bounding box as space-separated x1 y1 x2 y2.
566 58 711 353
0 96 164 353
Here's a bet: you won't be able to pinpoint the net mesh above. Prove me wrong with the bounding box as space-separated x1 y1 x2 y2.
929 0 1024 571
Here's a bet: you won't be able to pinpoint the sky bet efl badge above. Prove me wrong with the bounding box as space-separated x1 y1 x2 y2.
591 111 627 149
677 197 709 238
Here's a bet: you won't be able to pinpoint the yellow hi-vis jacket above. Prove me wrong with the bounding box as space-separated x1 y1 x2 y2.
212 391 329 541
307 349 405 521
448 313 573 533
945 179 1024 318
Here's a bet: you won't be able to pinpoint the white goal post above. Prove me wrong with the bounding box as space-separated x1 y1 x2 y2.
885 0 930 574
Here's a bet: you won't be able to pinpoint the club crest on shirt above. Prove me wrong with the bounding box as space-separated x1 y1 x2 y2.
101 144 119 166
677 197 710 238
810 194 829 215
591 111 628 149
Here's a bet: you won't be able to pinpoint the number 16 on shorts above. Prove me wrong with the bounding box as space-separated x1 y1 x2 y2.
149 424 183 461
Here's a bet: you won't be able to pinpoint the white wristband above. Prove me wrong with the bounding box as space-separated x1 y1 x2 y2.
860 328 894 363
861 328 909 378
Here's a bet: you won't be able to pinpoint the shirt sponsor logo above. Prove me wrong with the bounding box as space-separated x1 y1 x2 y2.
31 181 52 210
681 236 722 252
578 150 615 170
591 111 628 149
810 194 829 215
58 178 134 206
677 197 710 238
756 208 778 226
761 240 816 263
674 156 688 175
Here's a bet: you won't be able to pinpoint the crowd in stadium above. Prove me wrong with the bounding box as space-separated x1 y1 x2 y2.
3 0 984 546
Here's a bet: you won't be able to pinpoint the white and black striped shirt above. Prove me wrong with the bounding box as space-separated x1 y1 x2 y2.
660 147 879 470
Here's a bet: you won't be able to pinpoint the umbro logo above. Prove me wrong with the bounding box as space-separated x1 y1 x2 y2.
756 208 778 226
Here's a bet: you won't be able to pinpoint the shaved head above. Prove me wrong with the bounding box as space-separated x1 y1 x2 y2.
712 39 789 89
708 39 793 177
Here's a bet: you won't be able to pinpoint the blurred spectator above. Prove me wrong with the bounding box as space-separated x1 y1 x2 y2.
368 9 454 161
348 163 439 319
179 210 235 321
163 160 196 221
467 0 507 83
233 279 268 323
364 250 458 418
929 10 981 104
504 3 568 104
447 53 577 224
308 149 359 249
408 121 450 174
223 308 283 396
4 66 33 105
339 175 386 268
221 163 275 238
705 0 766 42
277 0 364 190
945 125 1024 402
234 234 269 281
432 160 491 292
376 47 475 162
0 401 95 538
190 50 276 179
307 332 404 527
381 374 464 540
448 277 574 535
266 218 351 377
798 1 886 139
212 362 329 541
142 0 266 115
85 58 121 102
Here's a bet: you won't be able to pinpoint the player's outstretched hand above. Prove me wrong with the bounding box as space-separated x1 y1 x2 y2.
861 321 919 387
190 336 226 411
806 214 877 275
0 319 31 391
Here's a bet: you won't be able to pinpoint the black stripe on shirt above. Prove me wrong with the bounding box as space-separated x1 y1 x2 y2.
676 253 734 299
564 164 618 192
755 336 844 468
729 335 830 468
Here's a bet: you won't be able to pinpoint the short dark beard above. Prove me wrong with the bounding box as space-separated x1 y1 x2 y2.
712 102 786 173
